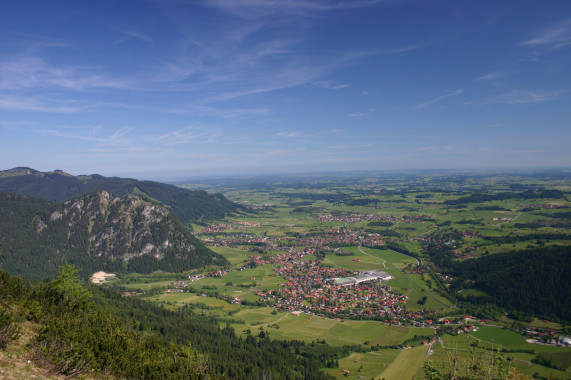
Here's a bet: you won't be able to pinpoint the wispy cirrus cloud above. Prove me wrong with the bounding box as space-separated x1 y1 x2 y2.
0 56 128 91
39 126 135 145
277 132 300 137
493 90 560 104
219 107 271 119
114 30 154 45
158 0 402 104
329 143 373 149
472 90 561 106
414 89 464 109
314 81 351 89
0 95 81 113
202 0 388 18
521 17 571 51
476 70 507 81
159 126 222 145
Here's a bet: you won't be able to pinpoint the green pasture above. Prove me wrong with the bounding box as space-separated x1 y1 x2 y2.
515 362 571 380
232 313 435 347
321 247 418 272
323 350 400 380
470 326 526 346
232 307 287 325
322 250 386 271
362 247 418 268
380 346 428 380
210 246 251 266
193 264 280 287
394 223 433 237
385 272 452 311
539 351 571 371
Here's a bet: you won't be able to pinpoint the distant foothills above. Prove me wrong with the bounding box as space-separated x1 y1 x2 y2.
0 167 240 280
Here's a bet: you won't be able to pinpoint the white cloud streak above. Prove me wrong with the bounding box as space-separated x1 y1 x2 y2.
329 144 373 149
277 132 299 137
39 126 135 145
490 90 560 105
414 89 464 109
521 18 571 51
314 81 351 89
159 126 222 145
0 95 81 113
0 56 127 91
202 0 389 18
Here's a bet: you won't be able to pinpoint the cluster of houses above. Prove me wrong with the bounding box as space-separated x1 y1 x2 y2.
414 230 482 259
523 326 570 345
492 217 515 221
413 233 456 248
200 221 261 233
255 258 431 322
317 214 396 223
198 226 385 250
296 227 385 248
166 280 189 293
199 223 234 233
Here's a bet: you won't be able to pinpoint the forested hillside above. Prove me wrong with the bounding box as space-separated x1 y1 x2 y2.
0 266 341 379
0 191 228 280
0 167 241 225
450 246 571 322
95 286 351 379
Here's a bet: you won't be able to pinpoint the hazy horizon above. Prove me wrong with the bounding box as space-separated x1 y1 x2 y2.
3 165 571 184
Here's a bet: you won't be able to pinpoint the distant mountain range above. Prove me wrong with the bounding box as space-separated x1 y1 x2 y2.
0 191 228 280
0 167 242 226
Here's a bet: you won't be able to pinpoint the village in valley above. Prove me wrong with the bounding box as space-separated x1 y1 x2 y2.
111 173 571 379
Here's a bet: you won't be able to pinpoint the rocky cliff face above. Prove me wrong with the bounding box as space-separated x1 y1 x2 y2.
0 191 227 279
52 191 198 262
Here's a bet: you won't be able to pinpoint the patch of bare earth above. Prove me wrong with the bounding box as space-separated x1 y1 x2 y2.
90 271 117 284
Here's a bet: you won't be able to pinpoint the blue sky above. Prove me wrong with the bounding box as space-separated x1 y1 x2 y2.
1 0 570 179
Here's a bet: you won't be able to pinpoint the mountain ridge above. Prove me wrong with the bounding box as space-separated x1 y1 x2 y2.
0 167 242 226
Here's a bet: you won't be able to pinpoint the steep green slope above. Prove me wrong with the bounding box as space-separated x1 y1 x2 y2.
0 167 241 225
0 191 228 280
